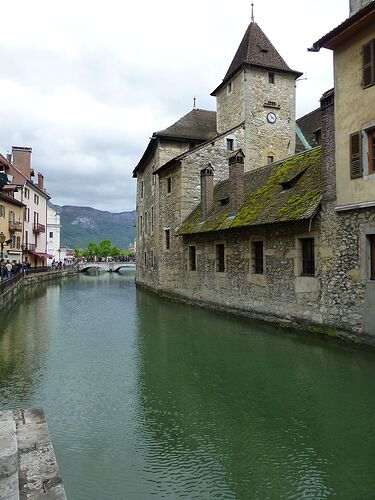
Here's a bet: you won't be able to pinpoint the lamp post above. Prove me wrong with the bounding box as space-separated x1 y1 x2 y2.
0 231 6 260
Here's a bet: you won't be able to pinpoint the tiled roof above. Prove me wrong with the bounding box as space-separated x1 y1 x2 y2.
155 109 217 141
212 22 302 95
296 108 322 152
179 147 322 235
133 109 217 177
311 1 375 51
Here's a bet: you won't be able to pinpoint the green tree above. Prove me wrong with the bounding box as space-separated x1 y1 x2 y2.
98 240 112 257
87 242 99 257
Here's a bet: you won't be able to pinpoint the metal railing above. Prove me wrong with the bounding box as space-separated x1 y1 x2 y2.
32 223 45 234
22 243 36 252
9 221 22 232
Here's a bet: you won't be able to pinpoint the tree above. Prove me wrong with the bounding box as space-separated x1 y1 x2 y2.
87 242 99 257
98 240 112 258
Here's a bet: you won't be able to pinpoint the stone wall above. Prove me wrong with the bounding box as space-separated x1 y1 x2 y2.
244 68 296 171
0 269 78 310
216 71 245 133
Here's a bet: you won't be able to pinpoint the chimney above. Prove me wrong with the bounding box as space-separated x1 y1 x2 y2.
229 149 245 212
320 89 336 201
37 172 44 191
6 152 11 163
12 146 32 179
350 0 372 16
200 164 214 219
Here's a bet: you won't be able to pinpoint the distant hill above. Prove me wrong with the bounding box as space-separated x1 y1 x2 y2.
50 204 136 249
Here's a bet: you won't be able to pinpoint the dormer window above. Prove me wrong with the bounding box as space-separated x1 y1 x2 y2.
226 138 234 151
227 81 233 95
269 72 275 84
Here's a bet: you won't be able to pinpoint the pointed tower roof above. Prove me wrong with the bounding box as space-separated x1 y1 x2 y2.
211 22 302 95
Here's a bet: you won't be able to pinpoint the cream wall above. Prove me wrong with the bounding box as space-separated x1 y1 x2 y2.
0 196 24 262
335 23 375 207
216 71 245 133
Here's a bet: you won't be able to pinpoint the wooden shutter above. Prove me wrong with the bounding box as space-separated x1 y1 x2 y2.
350 131 362 179
363 40 374 88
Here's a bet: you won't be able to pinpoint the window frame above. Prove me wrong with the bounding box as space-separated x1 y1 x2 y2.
300 238 315 277
368 127 375 174
268 72 275 84
188 245 197 272
251 240 264 275
362 39 375 89
226 138 234 151
215 243 225 273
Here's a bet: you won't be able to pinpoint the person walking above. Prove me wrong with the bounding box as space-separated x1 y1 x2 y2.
5 260 12 279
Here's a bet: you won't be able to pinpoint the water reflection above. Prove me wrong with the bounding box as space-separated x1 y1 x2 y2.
0 274 375 499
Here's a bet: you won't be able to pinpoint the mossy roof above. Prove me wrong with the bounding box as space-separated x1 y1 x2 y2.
179 147 322 235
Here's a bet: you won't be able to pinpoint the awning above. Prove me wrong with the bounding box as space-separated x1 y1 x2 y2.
30 252 54 259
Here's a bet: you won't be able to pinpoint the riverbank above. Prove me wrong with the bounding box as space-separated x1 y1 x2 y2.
136 281 375 348
0 269 79 311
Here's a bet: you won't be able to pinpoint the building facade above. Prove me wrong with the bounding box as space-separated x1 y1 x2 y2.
134 2 375 345
47 206 61 265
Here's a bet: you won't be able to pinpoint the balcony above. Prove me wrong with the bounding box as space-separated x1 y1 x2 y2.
9 220 22 232
23 243 36 253
33 223 45 234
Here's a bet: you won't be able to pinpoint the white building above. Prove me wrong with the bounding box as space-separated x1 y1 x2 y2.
47 206 61 265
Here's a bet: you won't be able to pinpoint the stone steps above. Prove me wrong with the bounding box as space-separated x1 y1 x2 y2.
0 409 66 500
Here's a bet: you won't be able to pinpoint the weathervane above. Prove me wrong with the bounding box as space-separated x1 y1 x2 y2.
193 96 196 109
251 3 254 22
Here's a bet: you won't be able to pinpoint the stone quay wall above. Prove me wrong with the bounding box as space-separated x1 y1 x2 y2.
0 269 79 311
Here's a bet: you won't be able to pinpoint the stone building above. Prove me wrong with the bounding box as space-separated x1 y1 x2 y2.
134 2 375 344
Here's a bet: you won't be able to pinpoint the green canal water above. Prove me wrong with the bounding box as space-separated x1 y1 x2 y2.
1 273 375 499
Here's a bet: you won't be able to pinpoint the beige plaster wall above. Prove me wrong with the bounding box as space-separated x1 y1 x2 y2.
335 23 375 207
216 71 245 133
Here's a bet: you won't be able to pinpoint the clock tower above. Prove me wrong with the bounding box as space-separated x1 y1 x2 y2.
211 22 302 171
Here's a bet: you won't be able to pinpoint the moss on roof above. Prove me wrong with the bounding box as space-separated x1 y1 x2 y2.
179 147 322 235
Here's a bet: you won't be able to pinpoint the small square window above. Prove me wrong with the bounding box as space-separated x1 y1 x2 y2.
267 155 274 164
226 139 234 151
227 81 233 95
49 232 53 238
269 72 275 84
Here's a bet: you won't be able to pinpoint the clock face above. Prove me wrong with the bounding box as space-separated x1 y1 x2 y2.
267 112 276 124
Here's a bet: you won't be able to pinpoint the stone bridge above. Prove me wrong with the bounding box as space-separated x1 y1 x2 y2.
78 261 136 272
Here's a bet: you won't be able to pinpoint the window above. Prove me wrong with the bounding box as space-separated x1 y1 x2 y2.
350 131 362 178
269 72 275 84
144 212 148 235
189 246 196 271
368 128 375 173
49 231 53 238
34 194 39 205
252 241 264 274
33 211 39 225
362 39 375 89
301 238 315 276
267 155 274 164
227 81 233 95
24 187 30 199
215 244 225 272
167 177 172 194
9 210 15 222
144 251 147 267
0 204 4 218
226 138 234 151
24 207 30 222
151 206 154 234
151 249 154 269
369 235 375 280
140 215 143 235
165 229 170 250
141 181 144 199
25 230 28 245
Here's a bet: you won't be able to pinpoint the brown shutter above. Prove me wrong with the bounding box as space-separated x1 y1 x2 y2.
363 40 374 88
350 131 362 179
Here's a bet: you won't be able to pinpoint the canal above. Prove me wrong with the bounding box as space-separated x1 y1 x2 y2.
1 272 375 499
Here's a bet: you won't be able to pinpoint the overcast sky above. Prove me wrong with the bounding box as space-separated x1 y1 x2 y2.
0 0 348 212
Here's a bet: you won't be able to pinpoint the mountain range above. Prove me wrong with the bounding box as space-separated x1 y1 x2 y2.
50 204 136 250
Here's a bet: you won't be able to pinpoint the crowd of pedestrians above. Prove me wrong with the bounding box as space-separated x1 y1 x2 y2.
0 259 28 280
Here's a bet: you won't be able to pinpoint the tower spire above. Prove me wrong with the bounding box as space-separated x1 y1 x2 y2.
251 2 254 22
